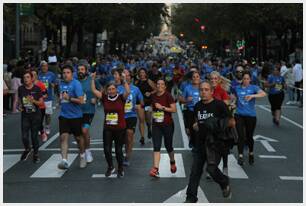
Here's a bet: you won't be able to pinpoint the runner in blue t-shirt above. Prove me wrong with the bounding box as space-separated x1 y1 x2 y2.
77 63 101 166
234 71 266 166
266 66 286 126
38 61 56 136
179 71 201 149
118 69 144 166
57 65 85 170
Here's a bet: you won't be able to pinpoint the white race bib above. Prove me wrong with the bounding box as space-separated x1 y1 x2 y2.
106 113 119 125
153 111 164 123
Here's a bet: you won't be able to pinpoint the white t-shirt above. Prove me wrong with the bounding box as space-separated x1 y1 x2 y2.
293 63 303 82
280 65 288 77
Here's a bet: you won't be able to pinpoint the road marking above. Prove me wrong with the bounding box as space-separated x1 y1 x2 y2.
164 186 209 203
4 147 190 152
258 105 303 129
259 140 276 152
159 153 186 178
259 155 287 159
176 103 190 150
253 135 278 142
218 154 248 179
92 174 117 178
279 176 302 181
30 154 78 178
3 154 20 173
39 132 60 150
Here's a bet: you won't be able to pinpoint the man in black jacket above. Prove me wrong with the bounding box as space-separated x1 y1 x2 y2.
185 81 235 202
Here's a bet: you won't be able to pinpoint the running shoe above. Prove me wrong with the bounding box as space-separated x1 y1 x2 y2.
149 167 160 178
139 137 145 145
117 167 124 178
238 156 244 166
105 167 115 177
41 132 48 142
20 149 32 161
170 162 177 173
33 153 40 164
249 154 254 165
45 127 51 135
58 159 69 170
79 154 87 168
85 150 93 163
222 185 232 198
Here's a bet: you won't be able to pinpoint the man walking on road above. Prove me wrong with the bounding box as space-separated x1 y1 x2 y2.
185 81 235 202
57 65 86 169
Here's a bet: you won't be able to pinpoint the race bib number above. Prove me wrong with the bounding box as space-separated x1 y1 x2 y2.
275 83 283 91
124 101 133 113
22 97 36 113
106 113 119 125
153 111 164 123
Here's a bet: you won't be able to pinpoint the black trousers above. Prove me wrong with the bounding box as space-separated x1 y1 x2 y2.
103 128 125 168
40 108 46 132
21 112 41 154
186 139 229 202
235 115 257 154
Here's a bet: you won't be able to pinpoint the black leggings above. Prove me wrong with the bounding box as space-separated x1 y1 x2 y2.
103 128 125 168
40 108 46 132
184 110 197 146
268 92 284 112
235 115 257 154
21 113 41 153
152 123 174 153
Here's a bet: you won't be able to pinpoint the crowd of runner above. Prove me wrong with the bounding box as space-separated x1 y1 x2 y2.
3 51 303 201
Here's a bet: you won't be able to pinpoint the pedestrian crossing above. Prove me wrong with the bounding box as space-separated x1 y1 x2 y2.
3 152 249 180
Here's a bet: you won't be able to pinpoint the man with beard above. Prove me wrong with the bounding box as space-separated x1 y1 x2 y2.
77 63 101 167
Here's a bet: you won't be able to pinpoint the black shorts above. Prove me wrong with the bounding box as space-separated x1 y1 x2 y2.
59 116 82 137
268 91 285 111
126 117 137 132
82 113 95 128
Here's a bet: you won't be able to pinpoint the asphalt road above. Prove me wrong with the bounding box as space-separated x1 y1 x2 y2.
3 96 303 203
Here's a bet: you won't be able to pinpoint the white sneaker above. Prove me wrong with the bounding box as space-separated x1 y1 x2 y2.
45 127 51 135
80 154 87 168
85 150 93 163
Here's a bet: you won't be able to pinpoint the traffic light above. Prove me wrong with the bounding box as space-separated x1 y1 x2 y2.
200 25 205 32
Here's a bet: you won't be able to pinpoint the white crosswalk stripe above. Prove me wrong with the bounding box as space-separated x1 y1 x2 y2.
30 154 78 178
3 154 20 173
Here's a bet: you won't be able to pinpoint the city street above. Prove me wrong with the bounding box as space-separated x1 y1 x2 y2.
3 97 303 203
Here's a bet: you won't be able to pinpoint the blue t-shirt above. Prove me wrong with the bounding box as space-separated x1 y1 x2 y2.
268 75 285 94
38 71 56 101
59 79 84 119
78 76 100 114
182 84 201 111
201 64 213 79
230 79 241 94
234 84 260 117
117 84 143 118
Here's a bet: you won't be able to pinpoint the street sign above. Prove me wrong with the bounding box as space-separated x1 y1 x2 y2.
20 4 34 16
